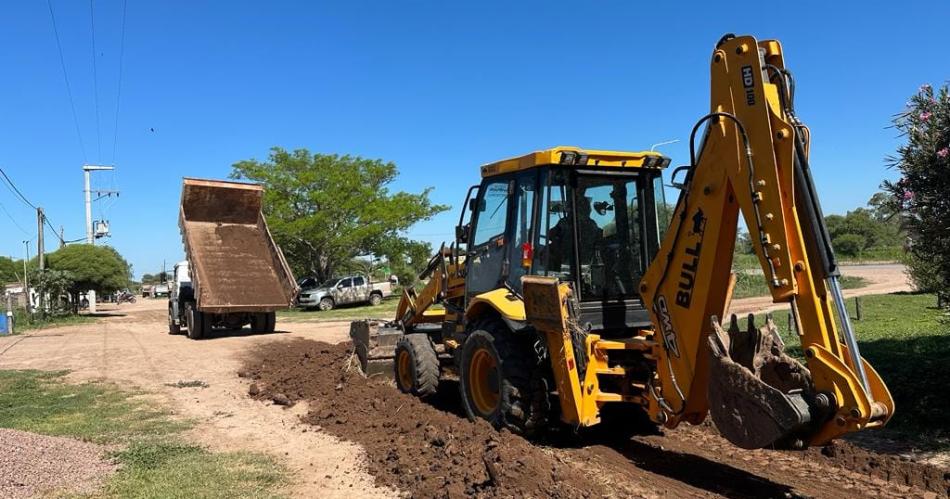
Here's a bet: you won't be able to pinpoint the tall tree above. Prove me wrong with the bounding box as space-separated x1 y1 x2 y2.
883 83 950 305
231 148 449 281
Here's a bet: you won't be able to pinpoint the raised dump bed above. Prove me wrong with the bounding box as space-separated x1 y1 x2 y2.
169 178 297 339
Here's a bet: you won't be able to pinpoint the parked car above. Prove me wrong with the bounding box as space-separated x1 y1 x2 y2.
153 283 170 298
297 274 393 311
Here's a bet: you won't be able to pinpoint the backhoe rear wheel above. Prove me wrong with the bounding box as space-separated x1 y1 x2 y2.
458 323 549 437
394 334 440 397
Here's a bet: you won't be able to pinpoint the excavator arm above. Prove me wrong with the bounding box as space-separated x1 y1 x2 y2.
639 34 893 448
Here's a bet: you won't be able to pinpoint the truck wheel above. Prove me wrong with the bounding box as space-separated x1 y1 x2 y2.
168 305 181 335
394 334 440 397
265 312 276 333
458 323 550 437
251 312 277 333
368 293 382 306
319 297 334 311
185 303 205 340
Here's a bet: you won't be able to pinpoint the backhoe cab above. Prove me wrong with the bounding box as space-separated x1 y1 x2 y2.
352 34 893 450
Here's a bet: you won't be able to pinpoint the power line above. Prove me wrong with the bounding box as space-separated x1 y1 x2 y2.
0 167 36 209
89 0 102 162
111 0 127 164
0 199 29 235
46 0 88 163
0 166 66 245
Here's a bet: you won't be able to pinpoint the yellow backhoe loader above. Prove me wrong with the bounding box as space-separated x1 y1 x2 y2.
352 33 893 449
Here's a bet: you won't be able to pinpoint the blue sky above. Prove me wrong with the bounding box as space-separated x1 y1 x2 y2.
1 1 947 278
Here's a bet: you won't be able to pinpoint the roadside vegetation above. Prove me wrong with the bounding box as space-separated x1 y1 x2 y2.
0 370 285 498
7 308 95 333
753 293 949 449
883 83 950 309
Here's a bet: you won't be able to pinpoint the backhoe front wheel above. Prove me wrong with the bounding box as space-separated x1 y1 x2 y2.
458 325 549 437
394 334 440 397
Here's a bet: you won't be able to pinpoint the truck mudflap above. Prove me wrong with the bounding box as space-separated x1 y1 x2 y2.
706 315 817 449
350 320 404 377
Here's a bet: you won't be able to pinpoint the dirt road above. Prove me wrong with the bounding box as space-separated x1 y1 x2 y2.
0 265 937 498
728 263 911 316
0 299 392 498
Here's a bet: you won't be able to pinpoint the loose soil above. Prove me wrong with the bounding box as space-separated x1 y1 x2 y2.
244 339 948 498
0 428 116 498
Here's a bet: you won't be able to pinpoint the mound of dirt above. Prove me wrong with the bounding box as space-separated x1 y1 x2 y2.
242 339 607 498
808 440 947 492
243 338 949 498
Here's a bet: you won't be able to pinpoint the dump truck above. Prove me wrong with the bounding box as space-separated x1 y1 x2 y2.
168 178 298 339
352 34 893 450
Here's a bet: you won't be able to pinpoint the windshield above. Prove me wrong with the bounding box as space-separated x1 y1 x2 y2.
536 169 647 301
319 279 338 288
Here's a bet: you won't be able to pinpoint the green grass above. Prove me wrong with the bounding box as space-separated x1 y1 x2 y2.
8 308 95 333
751 293 949 448
731 272 866 299
279 297 399 321
0 370 285 498
103 442 283 499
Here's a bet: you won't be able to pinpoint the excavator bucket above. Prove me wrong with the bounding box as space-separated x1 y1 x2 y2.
350 320 403 377
706 315 815 449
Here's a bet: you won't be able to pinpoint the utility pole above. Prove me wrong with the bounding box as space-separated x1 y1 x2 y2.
83 164 114 314
59 226 65 249
22 240 31 314
37 208 45 316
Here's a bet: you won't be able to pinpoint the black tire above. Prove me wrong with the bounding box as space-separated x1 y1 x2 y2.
368 293 382 306
458 321 550 437
394 333 440 397
185 303 205 340
168 305 181 335
251 312 277 333
319 297 334 311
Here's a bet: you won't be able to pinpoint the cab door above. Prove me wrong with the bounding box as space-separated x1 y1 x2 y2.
335 277 354 304
465 176 514 299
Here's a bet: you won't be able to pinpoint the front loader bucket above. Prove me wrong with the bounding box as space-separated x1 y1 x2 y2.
707 315 816 449
350 320 403 377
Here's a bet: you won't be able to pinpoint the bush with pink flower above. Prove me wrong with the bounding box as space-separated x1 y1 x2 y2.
883 83 950 306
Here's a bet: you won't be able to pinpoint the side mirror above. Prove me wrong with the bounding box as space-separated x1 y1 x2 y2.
456 224 469 244
468 198 478 211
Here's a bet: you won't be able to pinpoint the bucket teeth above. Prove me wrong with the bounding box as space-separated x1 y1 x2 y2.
707 315 815 449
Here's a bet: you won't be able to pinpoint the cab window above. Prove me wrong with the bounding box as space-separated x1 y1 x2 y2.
472 180 511 246
339 278 353 288
352 276 365 286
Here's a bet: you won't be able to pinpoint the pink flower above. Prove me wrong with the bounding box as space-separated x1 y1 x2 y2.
938 147 950 158
903 191 913 201
920 111 932 121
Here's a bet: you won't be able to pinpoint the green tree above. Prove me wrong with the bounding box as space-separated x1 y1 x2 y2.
832 234 866 257
0 256 18 284
46 244 131 303
379 239 434 287
231 148 449 281
883 83 950 305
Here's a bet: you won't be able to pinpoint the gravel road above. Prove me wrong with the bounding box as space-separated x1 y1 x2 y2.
0 428 115 498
